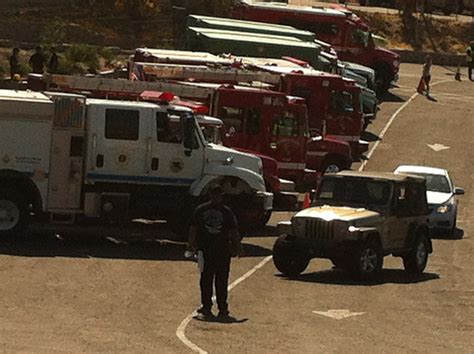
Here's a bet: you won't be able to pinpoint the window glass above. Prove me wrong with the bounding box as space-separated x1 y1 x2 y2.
331 91 354 113
220 106 244 133
317 177 391 206
246 109 261 135
351 29 370 47
156 111 182 143
272 112 299 137
105 109 139 140
406 173 451 193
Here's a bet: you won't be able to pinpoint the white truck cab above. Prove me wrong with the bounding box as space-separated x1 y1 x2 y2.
0 90 272 238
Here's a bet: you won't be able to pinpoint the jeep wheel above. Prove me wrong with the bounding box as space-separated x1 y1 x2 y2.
351 241 383 278
403 234 429 274
273 235 309 277
0 189 28 237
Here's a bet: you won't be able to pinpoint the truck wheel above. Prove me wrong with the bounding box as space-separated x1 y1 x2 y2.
374 65 392 96
322 158 345 174
403 234 429 274
273 235 309 277
351 240 383 278
0 189 28 237
258 210 272 227
167 217 190 242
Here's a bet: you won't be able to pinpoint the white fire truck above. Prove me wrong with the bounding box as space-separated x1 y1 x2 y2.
0 90 272 238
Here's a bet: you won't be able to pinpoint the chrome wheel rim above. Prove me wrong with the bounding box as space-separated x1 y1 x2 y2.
416 241 427 267
0 199 20 231
325 164 341 174
360 248 378 273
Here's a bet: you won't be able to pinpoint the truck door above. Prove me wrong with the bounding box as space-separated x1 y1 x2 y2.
86 104 150 184
46 93 86 211
148 109 204 185
326 90 361 141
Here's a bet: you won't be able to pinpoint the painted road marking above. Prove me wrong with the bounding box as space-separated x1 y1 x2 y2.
176 255 273 354
427 143 450 152
359 80 452 172
313 309 365 320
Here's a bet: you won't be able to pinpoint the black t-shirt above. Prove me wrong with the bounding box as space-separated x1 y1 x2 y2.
190 201 237 261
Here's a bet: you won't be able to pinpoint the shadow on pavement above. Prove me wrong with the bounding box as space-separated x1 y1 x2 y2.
244 225 278 238
0 231 272 260
193 315 248 324
431 227 464 240
279 268 440 286
378 91 407 103
361 130 381 142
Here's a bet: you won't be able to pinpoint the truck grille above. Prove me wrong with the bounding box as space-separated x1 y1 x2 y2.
305 219 334 241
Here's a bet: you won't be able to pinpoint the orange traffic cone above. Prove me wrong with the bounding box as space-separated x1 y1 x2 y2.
302 193 311 209
455 64 462 81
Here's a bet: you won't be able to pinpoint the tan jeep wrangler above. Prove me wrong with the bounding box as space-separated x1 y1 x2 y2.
273 171 433 278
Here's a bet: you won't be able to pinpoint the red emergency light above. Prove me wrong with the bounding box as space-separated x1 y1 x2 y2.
140 90 175 103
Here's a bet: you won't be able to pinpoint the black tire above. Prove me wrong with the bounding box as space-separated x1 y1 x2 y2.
258 210 272 227
403 234 430 274
0 189 28 237
374 65 392 96
273 235 309 277
351 240 383 278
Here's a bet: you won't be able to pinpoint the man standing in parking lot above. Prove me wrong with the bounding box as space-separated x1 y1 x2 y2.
467 41 474 81
187 184 242 321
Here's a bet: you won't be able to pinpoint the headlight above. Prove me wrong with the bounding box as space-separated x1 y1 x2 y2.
393 60 400 68
437 205 452 214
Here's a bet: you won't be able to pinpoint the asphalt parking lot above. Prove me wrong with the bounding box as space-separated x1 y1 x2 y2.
0 64 473 352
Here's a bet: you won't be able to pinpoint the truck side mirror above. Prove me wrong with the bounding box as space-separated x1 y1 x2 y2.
183 117 197 155
454 187 465 195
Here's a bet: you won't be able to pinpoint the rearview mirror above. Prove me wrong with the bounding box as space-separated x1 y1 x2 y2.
454 187 465 195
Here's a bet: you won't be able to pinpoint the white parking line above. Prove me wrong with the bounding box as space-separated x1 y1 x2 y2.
176 255 273 353
359 80 452 172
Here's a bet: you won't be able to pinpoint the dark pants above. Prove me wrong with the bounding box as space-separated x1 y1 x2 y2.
469 64 473 80
200 256 231 313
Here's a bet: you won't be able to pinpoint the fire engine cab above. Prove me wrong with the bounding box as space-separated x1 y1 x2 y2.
0 90 272 238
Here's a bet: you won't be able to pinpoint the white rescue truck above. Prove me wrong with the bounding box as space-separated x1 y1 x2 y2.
0 90 272 238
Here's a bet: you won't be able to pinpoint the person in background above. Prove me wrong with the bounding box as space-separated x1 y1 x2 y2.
467 41 474 81
9 47 21 80
187 184 242 321
421 55 432 96
48 47 59 74
29 46 46 74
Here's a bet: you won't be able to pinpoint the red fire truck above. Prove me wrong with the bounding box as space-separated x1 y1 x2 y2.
232 0 400 94
30 74 335 191
131 53 367 160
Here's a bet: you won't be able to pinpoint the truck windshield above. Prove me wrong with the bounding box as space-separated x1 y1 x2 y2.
351 29 370 48
317 177 392 206
200 124 223 145
272 112 299 137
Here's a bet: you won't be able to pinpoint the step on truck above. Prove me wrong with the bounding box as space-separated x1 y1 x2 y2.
0 90 273 239
232 0 400 95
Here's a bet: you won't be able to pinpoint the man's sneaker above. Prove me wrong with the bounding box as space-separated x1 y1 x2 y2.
217 310 229 319
197 307 213 317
